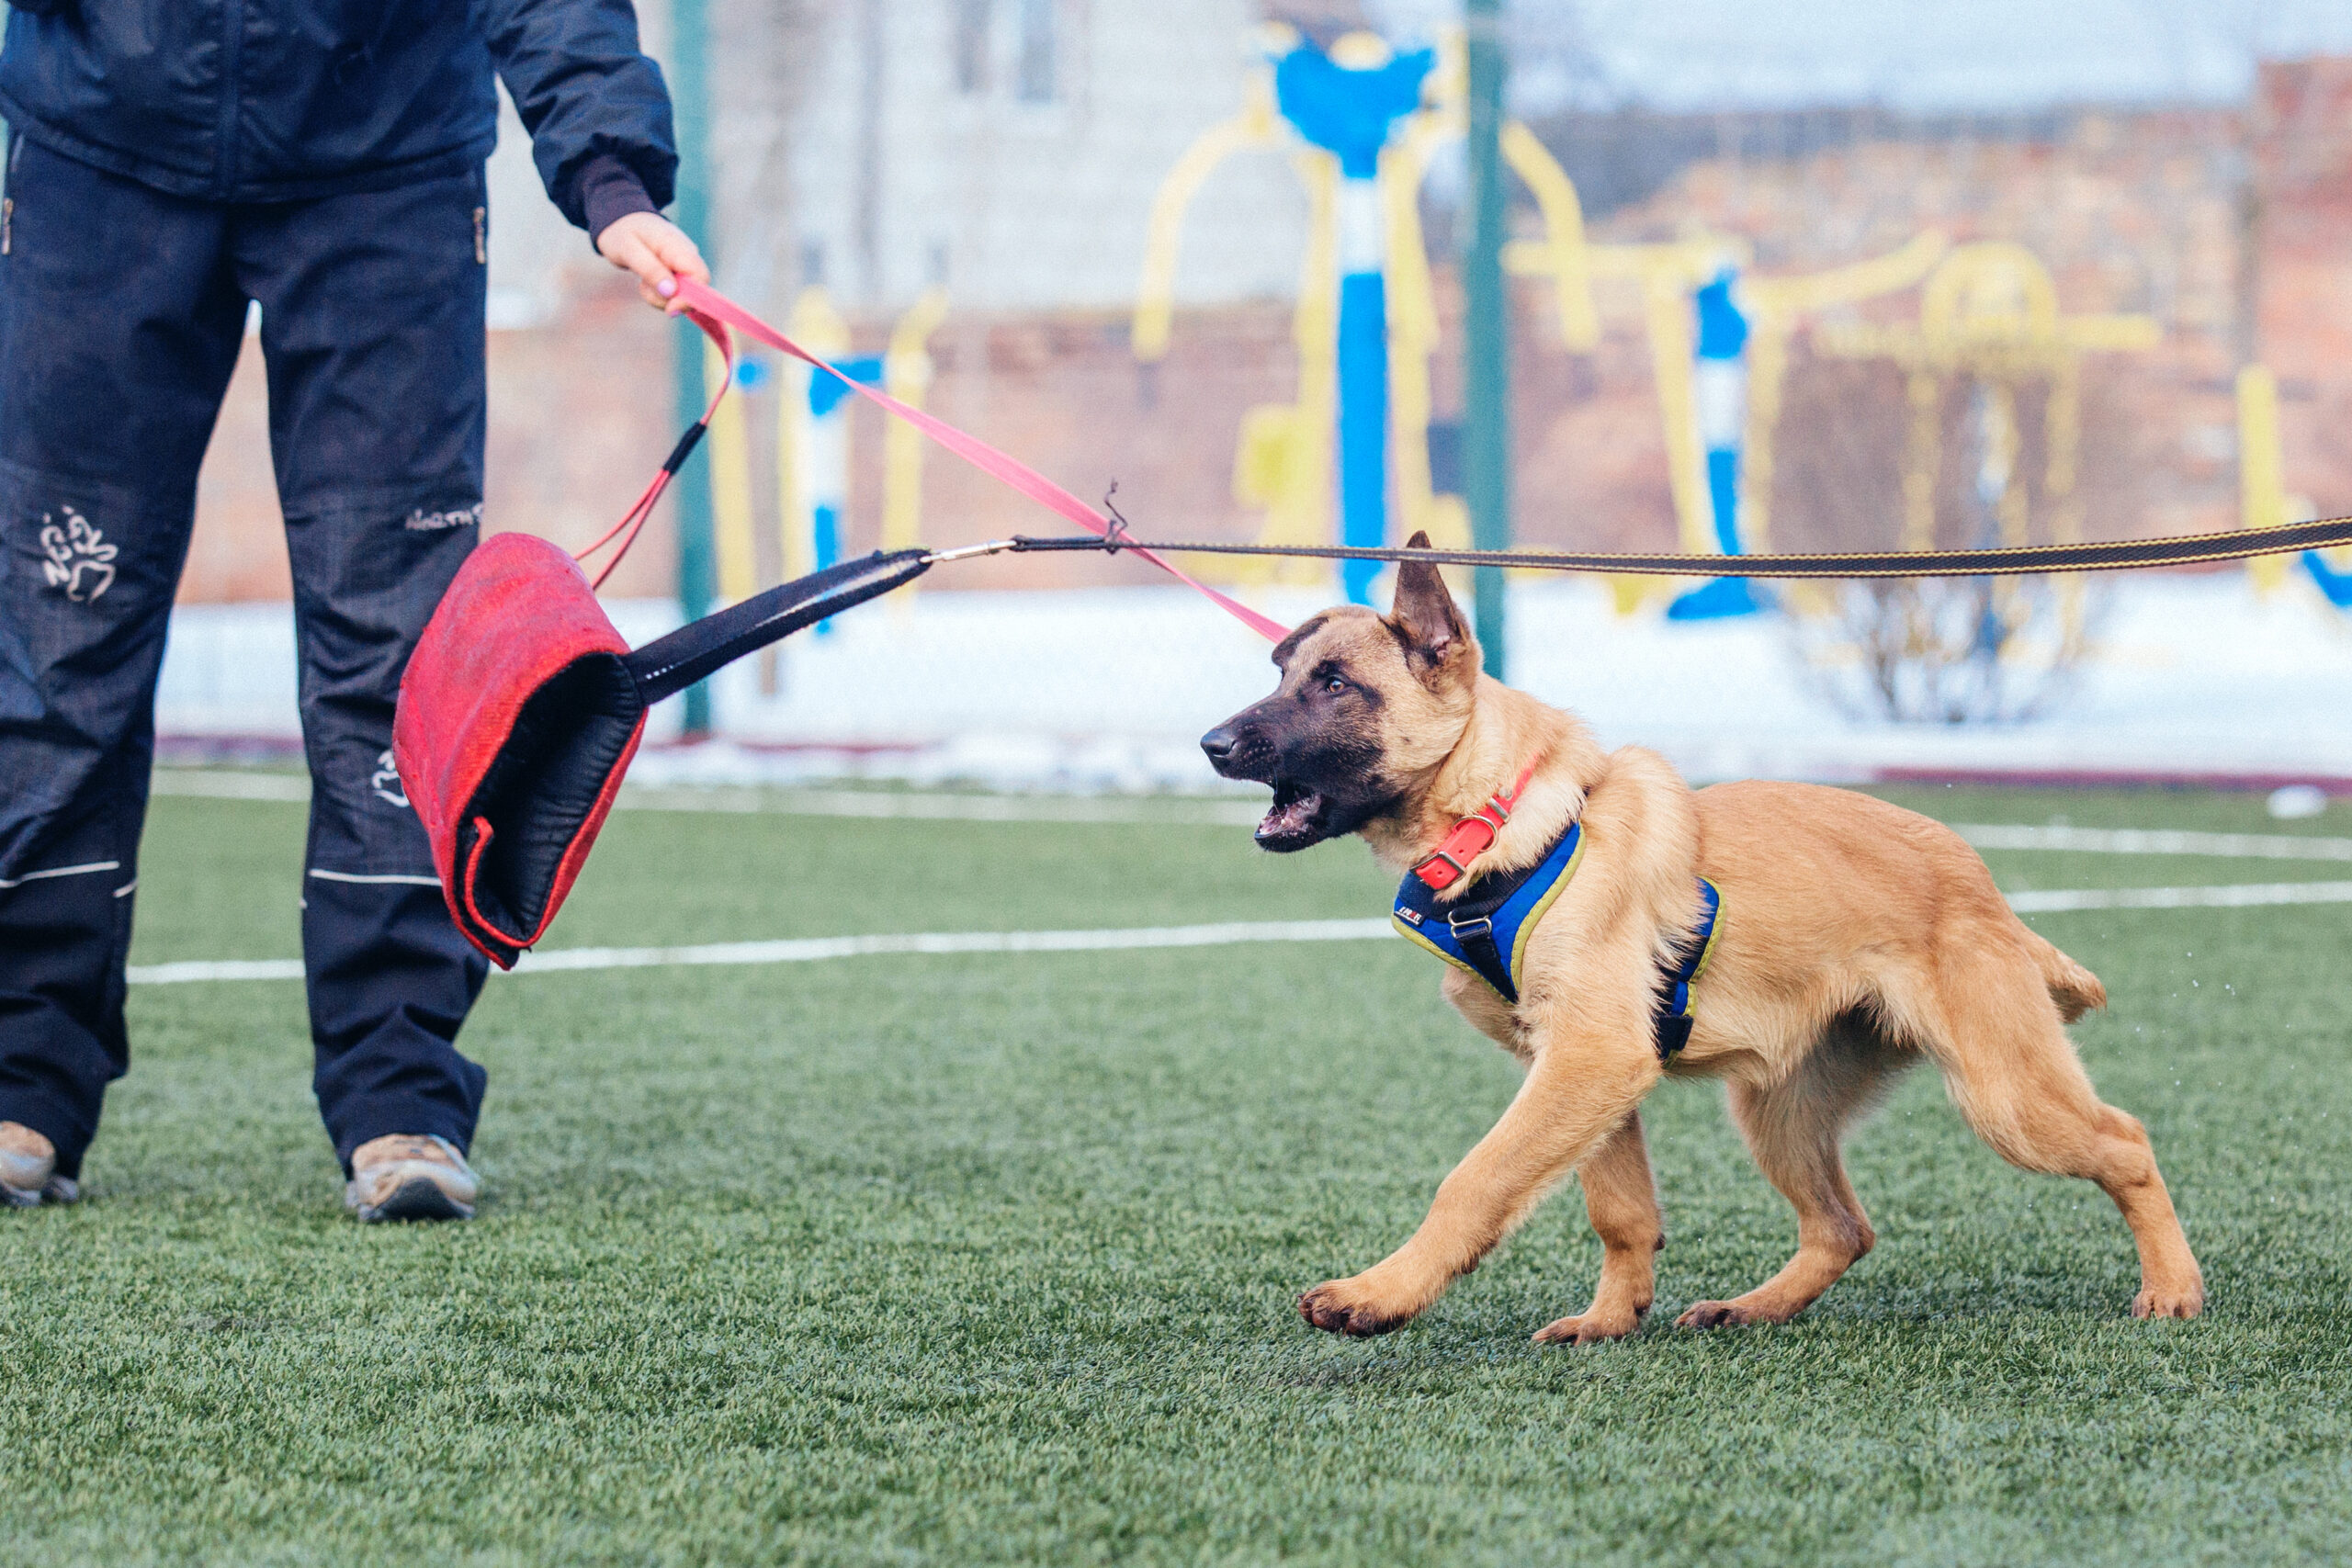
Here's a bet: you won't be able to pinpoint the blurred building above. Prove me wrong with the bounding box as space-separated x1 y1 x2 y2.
160 5 2352 603
2253 56 2352 517
1511 60 2352 552
1533 104 2256 551
180 0 1316 601
786 0 1306 310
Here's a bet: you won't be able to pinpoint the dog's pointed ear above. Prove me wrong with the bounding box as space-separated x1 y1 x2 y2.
1390 530 1470 678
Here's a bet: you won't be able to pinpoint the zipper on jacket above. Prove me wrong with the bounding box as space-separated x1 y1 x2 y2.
214 0 247 198
473 208 487 265
2 125 14 255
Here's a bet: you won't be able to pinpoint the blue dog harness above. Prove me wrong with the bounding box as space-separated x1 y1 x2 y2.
1393 822 1586 1008
1391 820 1723 1060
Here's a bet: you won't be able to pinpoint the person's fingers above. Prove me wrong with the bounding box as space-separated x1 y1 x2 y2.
649 225 711 288
594 220 647 271
626 249 670 309
596 225 668 308
599 214 710 310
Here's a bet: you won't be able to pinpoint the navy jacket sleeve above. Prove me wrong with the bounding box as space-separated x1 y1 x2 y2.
479 0 679 232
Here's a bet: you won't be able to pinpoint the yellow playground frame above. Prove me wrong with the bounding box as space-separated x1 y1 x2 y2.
696 30 2320 631
1131 28 1988 607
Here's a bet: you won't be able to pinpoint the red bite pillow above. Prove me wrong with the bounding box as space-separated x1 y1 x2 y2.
394 536 933 969
393 533 647 969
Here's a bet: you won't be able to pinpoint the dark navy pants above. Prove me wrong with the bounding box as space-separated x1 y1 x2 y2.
0 136 492 1179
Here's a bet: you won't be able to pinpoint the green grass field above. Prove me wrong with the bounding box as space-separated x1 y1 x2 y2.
5 778 2350 1566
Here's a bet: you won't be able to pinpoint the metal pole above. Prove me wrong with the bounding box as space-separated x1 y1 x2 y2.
669 0 718 736
1463 0 1511 679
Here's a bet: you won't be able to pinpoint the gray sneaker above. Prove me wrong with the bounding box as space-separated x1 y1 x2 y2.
0 1122 78 1207
345 1134 479 1223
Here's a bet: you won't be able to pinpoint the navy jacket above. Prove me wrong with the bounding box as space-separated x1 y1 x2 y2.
0 0 675 230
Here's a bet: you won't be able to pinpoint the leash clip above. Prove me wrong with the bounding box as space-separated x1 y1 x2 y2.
1101 483 1134 555
923 538 1024 565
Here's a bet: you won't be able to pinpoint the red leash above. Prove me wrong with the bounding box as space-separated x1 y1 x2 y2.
585 279 1292 641
571 311 738 590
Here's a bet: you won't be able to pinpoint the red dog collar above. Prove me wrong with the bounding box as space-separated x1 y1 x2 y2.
1411 755 1545 893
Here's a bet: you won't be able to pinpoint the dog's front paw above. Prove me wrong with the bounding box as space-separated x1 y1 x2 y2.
1675 1298 1773 1330
1298 1275 1418 1337
2131 1280 2204 1320
1532 1310 1641 1346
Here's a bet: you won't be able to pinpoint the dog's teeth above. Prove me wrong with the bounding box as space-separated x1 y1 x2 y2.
1259 790 1323 839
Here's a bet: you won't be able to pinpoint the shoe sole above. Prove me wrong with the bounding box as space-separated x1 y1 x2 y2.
355 1177 475 1224
3 1177 75 1208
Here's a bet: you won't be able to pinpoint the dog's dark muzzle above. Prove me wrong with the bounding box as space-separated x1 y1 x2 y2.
1202 712 1343 852
1201 694 1293 784
1199 721 1269 782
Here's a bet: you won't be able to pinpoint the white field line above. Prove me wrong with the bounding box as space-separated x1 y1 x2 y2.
2004 881 2352 913
126 919 1396 986
130 958 308 984
1954 823 2352 862
509 918 1395 972
122 883 2352 987
152 771 311 802
150 773 2352 850
150 769 1262 825
616 787 1266 826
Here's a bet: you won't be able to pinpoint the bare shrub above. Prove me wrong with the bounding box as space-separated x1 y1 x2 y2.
1767 338 2119 723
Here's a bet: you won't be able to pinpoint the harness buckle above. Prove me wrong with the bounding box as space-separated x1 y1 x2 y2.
1448 913 1494 942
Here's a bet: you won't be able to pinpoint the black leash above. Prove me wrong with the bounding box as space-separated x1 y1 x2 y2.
996 513 2352 580
608 511 2352 701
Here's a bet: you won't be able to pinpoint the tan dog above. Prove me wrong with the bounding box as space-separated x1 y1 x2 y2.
1199 538 2203 1341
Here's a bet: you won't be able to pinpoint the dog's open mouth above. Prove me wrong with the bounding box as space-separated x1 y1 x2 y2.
1256 779 1329 850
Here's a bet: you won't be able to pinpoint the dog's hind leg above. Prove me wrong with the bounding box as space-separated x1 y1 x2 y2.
1534 1111 1663 1345
1906 941 2203 1319
1679 1024 1901 1329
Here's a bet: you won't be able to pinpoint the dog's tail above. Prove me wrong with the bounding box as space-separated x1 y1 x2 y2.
2028 931 2108 1022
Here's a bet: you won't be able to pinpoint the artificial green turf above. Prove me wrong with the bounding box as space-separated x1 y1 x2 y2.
4 782 2349 1565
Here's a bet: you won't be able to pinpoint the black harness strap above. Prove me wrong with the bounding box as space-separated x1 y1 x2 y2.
1429 853 1546 1006
1651 878 1723 1061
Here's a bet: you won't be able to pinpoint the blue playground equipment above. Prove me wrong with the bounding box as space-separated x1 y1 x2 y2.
802 353 883 631
1272 39 1436 604
2304 550 2352 607
1668 267 1769 621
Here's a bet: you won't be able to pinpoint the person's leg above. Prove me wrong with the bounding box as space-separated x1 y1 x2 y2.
0 140 244 1185
231 169 492 1184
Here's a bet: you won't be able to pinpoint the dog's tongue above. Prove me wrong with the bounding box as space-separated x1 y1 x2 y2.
1259 790 1323 840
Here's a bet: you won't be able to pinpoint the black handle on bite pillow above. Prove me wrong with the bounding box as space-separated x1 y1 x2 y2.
623 548 933 702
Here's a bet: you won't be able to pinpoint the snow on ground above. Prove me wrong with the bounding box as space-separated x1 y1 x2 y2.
154 571 2352 792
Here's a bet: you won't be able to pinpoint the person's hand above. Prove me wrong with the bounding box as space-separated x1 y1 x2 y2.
596 211 710 310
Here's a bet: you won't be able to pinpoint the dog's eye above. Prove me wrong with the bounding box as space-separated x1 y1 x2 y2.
1323 676 1347 695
